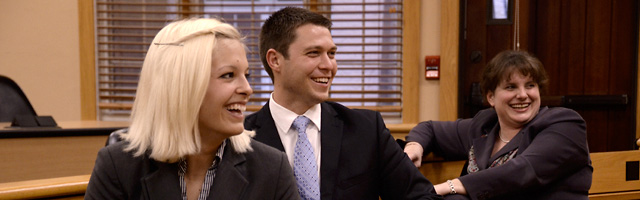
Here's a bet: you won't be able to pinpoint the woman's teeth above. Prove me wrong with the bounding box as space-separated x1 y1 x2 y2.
511 103 529 108
226 104 246 112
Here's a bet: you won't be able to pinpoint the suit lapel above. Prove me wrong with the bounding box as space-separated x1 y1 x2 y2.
473 123 498 170
141 160 181 200
252 103 286 151
319 102 343 199
488 132 522 162
488 107 548 161
475 117 528 168
209 144 248 199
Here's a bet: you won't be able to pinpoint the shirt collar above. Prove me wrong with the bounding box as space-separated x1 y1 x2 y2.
178 139 226 173
213 140 226 168
269 93 321 134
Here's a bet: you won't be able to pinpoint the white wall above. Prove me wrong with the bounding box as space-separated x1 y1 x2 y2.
419 0 441 121
0 0 82 121
0 0 441 123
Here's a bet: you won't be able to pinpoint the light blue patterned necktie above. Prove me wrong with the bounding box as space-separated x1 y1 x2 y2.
292 116 320 200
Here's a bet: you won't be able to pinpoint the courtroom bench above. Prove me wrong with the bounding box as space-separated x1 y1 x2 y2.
0 121 128 183
3 150 637 199
419 150 640 200
1 124 637 199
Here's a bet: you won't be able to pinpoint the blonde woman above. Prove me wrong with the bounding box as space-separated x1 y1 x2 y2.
85 18 299 200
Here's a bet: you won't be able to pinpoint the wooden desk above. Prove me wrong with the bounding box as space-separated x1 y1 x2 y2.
0 121 128 183
0 120 128 138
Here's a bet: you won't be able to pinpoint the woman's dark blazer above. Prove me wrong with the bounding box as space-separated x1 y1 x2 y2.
406 107 593 200
84 139 300 200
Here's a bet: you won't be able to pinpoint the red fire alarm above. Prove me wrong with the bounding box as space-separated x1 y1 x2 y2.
425 55 440 79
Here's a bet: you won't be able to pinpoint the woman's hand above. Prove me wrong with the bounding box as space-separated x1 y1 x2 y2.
403 142 424 167
434 179 467 196
434 182 451 196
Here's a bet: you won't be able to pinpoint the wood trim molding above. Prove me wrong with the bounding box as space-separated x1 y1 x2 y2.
0 175 89 199
388 123 417 140
637 20 640 143
402 0 421 123
439 0 459 121
589 150 640 194
79 0 97 120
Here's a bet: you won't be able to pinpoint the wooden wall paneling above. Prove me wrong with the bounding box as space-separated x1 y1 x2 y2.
78 0 96 120
608 108 635 151
560 0 586 95
608 0 637 105
518 0 534 51
607 0 638 150
401 0 420 123
637 0 640 143
581 0 613 152
583 111 608 152
459 0 488 118
534 0 562 96
486 25 512 60
584 0 612 95
439 0 459 121
609 0 638 78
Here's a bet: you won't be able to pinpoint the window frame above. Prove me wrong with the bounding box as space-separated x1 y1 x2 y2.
78 0 420 124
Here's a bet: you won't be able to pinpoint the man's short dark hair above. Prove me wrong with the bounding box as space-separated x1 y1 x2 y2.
259 7 332 81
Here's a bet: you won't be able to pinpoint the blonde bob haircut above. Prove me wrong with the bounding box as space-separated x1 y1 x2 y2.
121 18 254 163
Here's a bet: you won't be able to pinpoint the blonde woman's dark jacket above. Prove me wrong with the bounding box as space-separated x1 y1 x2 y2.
85 139 300 200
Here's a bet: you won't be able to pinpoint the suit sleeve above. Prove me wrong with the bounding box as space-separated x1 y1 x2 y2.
406 119 475 161
458 109 590 200
85 147 126 200
274 151 301 199
374 112 443 200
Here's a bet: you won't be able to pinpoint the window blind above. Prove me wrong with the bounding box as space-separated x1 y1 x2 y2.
95 0 403 121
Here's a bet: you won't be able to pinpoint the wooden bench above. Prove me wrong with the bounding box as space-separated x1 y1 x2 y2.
420 150 640 199
0 121 128 183
589 150 640 199
4 151 637 199
0 130 636 199
397 127 640 199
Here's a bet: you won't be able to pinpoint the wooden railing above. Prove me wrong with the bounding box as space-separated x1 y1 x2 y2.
4 150 637 199
0 125 637 199
589 150 640 200
0 175 89 199
420 150 640 200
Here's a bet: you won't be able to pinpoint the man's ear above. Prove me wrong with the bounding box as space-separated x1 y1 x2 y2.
266 49 282 73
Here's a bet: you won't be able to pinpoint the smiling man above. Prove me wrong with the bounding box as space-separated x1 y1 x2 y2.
244 7 441 200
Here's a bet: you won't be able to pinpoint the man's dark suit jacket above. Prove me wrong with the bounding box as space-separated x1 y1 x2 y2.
244 101 441 200
407 107 592 200
85 139 300 200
